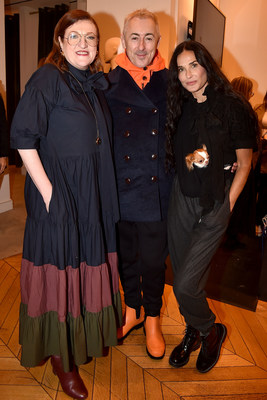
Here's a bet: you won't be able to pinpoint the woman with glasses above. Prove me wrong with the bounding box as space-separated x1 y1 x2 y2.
10 9 122 400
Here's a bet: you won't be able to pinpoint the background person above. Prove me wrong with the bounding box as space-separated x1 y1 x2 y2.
230 76 254 100
165 40 256 373
254 91 267 236
224 76 260 248
10 10 122 400
105 9 173 360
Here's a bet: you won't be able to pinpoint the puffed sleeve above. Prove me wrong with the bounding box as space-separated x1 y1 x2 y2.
10 65 58 150
228 99 257 150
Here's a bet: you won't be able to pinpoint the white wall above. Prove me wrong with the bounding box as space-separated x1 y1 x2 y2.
220 0 267 107
86 0 179 71
177 0 194 43
77 0 87 10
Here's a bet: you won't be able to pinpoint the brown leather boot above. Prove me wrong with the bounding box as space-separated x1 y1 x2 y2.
117 305 145 340
51 355 88 399
144 316 165 359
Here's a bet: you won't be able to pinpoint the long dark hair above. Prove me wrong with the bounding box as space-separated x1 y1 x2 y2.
45 9 102 73
165 40 257 170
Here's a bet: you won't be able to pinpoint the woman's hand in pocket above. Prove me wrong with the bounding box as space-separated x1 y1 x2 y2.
43 185 53 212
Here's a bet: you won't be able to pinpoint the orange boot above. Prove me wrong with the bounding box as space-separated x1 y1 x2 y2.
51 355 88 399
144 316 165 359
118 305 145 340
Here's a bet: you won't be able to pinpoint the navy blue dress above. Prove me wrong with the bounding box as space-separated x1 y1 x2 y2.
10 63 122 371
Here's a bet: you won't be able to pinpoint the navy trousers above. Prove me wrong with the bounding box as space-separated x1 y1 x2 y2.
117 220 168 317
168 176 232 334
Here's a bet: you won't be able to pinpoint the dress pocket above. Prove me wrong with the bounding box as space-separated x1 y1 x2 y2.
46 186 55 214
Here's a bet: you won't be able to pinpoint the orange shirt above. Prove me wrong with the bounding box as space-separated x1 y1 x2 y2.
115 50 165 89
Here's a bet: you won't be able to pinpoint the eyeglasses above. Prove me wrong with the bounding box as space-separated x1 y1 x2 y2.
65 31 98 47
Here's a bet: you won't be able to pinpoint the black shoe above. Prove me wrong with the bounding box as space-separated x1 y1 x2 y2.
196 323 227 373
169 325 201 368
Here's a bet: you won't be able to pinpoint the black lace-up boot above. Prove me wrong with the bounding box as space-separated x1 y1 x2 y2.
196 323 227 373
169 325 201 368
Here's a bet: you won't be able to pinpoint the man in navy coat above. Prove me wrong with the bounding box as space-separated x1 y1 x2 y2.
105 9 172 359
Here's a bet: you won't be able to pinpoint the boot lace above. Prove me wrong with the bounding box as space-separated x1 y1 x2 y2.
182 325 199 350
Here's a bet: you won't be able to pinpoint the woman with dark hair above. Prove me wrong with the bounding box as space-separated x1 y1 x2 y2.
166 40 256 373
11 9 122 399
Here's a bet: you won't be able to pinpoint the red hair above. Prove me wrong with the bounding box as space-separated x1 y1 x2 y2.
45 9 102 73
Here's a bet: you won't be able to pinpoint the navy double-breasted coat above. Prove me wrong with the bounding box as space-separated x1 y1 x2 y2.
105 66 172 222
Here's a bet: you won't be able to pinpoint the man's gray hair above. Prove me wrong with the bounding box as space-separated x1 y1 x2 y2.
123 9 160 38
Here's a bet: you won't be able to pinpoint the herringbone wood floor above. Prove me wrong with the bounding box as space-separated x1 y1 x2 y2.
0 253 267 400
